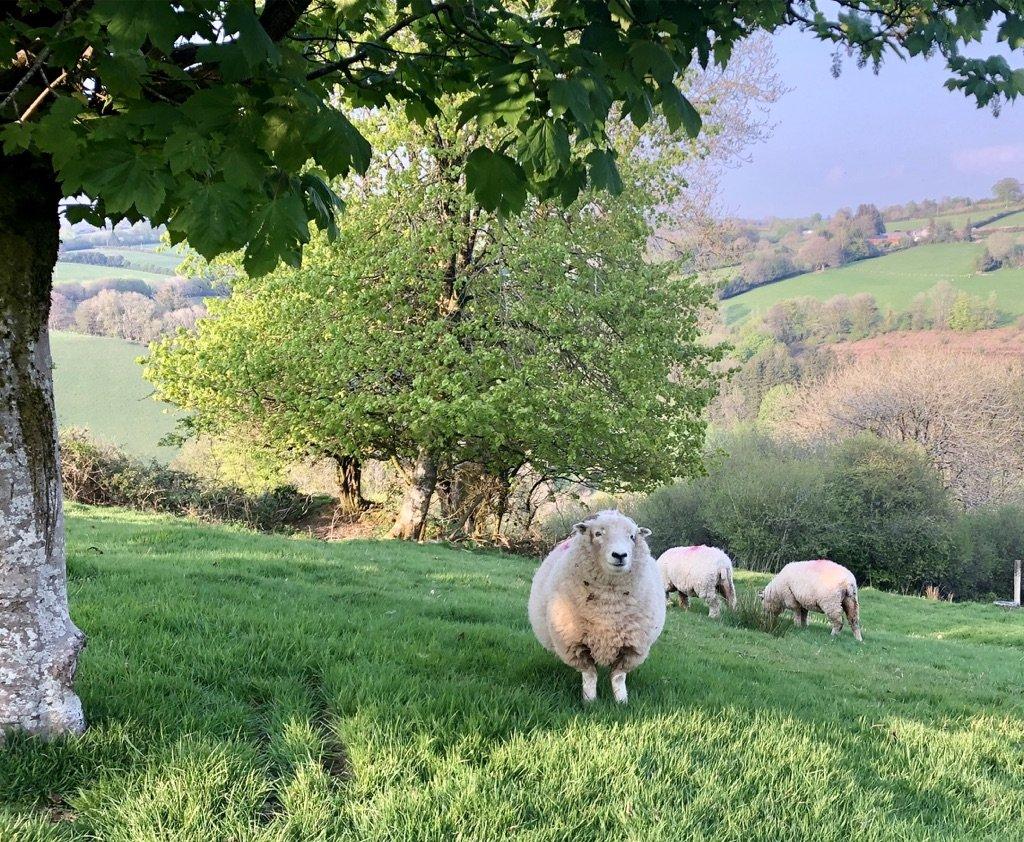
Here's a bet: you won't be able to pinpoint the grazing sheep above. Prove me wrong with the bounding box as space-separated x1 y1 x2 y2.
760 559 863 641
657 545 737 618
528 510 666 703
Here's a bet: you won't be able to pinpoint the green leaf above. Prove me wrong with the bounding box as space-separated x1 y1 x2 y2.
465 147 528 214
549 79 593 125
170 182 252 259
519 119 570 177
586 149 623 194
660 85 702 136
0 121 33 154
245 190 311 275
629 41 677 87
87 149 167 217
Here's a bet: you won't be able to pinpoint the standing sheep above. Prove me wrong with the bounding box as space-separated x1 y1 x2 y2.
657 545 737 618
760 559 863 641
528 510 666 704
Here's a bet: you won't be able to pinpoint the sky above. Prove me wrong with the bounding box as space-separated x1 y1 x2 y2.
718 27 1024 220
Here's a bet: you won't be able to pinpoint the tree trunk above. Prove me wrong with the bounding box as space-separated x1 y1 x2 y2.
0 153 85 739
332 454 365 515
389 449 438 541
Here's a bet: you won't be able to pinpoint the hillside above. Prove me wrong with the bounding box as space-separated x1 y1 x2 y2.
51 332 180 461
721 242 1024 325
1 506 1021 839
835 326 1024 361
53 261 172 286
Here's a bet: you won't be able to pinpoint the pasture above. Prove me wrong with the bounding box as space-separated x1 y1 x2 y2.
53 261 171 286
77 247 184 273
721 242 1024 325
1 506 1021 840
51 332 180 461
982 209 1024 229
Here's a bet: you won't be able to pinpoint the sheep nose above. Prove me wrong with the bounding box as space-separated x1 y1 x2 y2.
611 552 628 564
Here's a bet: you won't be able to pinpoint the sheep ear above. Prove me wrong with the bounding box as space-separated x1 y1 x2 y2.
638 527 652 538
573 522 588 534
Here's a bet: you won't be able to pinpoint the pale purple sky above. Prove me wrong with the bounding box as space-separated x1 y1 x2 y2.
719 27 1024 219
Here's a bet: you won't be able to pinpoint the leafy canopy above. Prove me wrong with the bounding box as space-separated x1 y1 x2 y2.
144 104 721 491
3 1 1023 274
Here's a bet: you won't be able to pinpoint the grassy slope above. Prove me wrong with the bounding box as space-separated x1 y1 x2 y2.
53 262 170 286
51 332 180 461
982 209 1024 229
84 247 184 273
722 242 1024 325
2 506 1022 840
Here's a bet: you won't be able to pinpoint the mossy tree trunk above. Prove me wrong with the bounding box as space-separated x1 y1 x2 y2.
0 152 85 739
389 449 438 541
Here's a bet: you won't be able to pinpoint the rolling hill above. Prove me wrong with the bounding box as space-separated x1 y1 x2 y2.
53 261 172 286
1 505 1021 839
721 242 1024 325
51 332 180 461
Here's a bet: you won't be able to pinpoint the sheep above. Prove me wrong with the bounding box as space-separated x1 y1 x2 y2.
657 545 737 618
760 559 863 641
528 510 666 704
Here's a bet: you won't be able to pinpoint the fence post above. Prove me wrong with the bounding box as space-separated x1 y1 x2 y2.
1015 559 1022 607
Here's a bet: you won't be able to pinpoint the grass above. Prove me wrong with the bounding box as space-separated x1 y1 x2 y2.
2 505 1023 840
885 204 1021 233
80 247 185 273
982 210 1024 229
721 242 1024 325
53 262 171 286
51 332 180 462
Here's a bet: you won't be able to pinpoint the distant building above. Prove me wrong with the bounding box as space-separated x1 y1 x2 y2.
867 231 911 248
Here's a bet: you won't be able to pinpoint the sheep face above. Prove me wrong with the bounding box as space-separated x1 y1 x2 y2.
574 510 651 575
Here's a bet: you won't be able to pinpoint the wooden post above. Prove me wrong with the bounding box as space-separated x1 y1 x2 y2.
1015 559 1022 607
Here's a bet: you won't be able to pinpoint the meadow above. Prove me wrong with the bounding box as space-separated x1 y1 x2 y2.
79 247 184 273
982 209 1024 229
885 203 1021 233
1 505 1022 840
51 332 180 461
53 261 171 286
721 242 1024 325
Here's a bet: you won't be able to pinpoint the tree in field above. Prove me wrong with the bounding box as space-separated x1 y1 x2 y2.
853 203 885 236
2 1 1023 738
992 177 1024 205
146 106 722 540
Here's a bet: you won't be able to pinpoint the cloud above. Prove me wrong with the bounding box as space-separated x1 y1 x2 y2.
951 144 1024 175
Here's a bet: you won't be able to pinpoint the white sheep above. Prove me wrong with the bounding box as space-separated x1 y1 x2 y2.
657 545 737 618
528 510 666 703
760 559 863 641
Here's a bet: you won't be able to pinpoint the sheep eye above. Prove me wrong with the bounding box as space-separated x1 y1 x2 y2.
630 534 636 542
594 530 603 537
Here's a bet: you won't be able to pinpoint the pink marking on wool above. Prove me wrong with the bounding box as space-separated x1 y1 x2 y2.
556 540 571 552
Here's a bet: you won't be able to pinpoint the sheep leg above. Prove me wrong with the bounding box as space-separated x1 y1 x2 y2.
677 591 690 610
794 607 808 628
827 607 845 636
581 668 598 703
843 594 863 642
610 670 628 704
567 643 598 703
704 591 721 619
610 646 642 705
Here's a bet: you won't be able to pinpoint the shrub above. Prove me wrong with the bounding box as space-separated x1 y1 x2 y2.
951 505 1024 601
60 429 323 532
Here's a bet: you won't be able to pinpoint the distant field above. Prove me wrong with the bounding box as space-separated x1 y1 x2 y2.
53 261 171 286
51 332 180 461
88 246 185 272
721 242 1024 325
982 210 1024 229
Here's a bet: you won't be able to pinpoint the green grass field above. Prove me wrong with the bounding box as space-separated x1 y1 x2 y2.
51 332 180 461
721 242 1024 325
1 506 1022 840
982 210 1024 229
885 204 1019 233
53 261 172 286
83 247 184 273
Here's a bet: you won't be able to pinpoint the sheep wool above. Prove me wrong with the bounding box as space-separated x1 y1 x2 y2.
761 559 863 641
657 545 737 618
528 510 665 703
